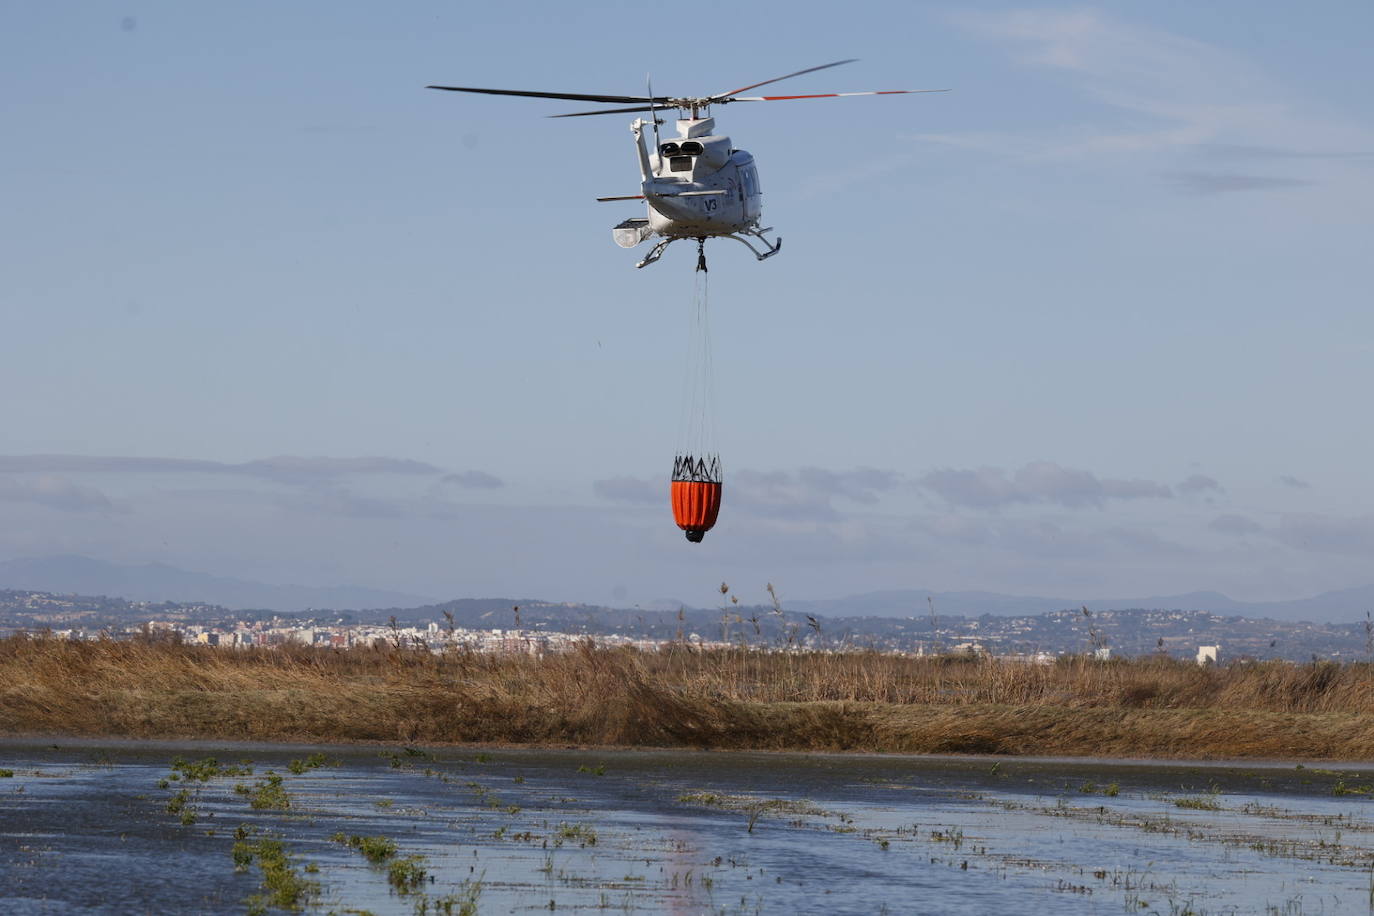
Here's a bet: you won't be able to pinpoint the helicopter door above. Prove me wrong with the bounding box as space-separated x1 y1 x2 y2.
740 164 762 222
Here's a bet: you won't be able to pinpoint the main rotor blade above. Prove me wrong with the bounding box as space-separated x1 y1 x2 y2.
731 88 951 102
709 59 858 102
548 105 662 118
427 85 659 105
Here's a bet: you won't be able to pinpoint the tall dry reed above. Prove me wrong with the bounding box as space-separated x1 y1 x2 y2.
2 634 1371 758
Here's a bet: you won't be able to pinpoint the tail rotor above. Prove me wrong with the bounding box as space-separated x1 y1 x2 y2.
647 73 662 152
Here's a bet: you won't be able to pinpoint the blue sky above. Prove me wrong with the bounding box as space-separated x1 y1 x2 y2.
3 2 1373 610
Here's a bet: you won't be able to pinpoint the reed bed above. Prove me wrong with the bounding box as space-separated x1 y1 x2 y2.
2 634 1371 759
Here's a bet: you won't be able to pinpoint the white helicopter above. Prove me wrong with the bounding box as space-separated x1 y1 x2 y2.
428 60 946 268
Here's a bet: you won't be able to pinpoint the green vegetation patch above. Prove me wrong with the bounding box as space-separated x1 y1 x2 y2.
1078 781 1121 797
555 823 598 847
287 752 333 774
386 855 429 894
331 832 398 864
428 878 483 916
233 830 319 913
170 755 253 781
158 754 269 828
235 772 291 810
165 787 197 825
381 746 437 769
1331 780 1373 796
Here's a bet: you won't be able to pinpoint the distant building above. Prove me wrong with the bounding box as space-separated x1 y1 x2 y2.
1197 645 1220 665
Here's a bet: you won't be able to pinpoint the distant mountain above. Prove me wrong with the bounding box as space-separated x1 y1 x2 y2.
790 586 1373 623
5 553 1370 624
1256 585 1374 623
0 555 435 612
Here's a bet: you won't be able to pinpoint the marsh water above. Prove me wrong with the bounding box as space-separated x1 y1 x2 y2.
1 739 1371 914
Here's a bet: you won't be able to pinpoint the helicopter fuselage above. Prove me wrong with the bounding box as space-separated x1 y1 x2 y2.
613 116 781 267
638 117 761 237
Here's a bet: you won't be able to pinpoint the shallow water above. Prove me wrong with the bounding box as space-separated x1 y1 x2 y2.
1 739 1371 914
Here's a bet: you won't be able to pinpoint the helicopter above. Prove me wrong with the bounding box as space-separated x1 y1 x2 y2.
428 60 946 268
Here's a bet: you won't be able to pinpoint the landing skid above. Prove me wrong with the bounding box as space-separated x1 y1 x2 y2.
636 237 679 269
634 227 782 269
724 226 782 261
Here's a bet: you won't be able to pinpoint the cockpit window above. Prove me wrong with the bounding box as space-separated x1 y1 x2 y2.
740 165 760 197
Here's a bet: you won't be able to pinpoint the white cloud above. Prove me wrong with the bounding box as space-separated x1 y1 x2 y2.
796 468 901 505
0 454 491 522
918 461 1171 510
1210 514 1262 536
0 475 114 513
1278 513 1374 556
271 484 408 520
732 468 903 521
1177 474 1223 496
1162 172 1313 195
929 8 1374 194
240 456 444 480
0 454 445 480
909 513 1189 563
441 470 505 489
593 476 660 505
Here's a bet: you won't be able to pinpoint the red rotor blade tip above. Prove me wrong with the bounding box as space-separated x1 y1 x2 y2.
710 59 858 101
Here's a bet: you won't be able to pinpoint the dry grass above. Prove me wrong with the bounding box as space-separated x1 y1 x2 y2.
2 634 1372 759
